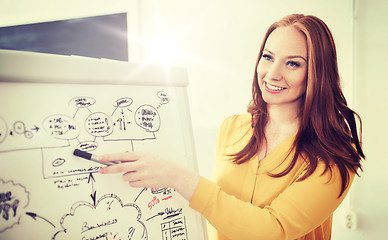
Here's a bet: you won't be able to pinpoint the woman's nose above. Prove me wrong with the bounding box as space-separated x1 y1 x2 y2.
266 62 283 81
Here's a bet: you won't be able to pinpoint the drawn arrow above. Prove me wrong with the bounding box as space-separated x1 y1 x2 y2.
26 212 55 228
88 173 97 207
90 191 97 208
31 125 40 132
146 211 165 221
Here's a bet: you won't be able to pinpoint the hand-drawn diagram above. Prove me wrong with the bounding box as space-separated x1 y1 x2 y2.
0 179 30 234
53 194 148 240
161 217 188 240
0 89 170 179
0 83 202 240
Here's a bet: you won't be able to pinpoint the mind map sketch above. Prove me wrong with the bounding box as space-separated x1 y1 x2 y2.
0 83 202 240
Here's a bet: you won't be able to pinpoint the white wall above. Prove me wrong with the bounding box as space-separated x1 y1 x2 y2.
332 0 388 239
2 0 386 239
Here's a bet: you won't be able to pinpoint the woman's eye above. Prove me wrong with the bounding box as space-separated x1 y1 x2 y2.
287 61 300 68
262 54 272 61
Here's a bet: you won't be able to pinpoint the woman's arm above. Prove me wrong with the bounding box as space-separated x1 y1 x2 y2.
98 152 201 201
98 114 354 239
99 151 353 240
189 162 354 240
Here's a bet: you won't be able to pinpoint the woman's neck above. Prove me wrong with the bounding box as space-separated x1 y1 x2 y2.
266 103 301 137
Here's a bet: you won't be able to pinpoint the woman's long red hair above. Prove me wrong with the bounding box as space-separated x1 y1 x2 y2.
232 14 364 197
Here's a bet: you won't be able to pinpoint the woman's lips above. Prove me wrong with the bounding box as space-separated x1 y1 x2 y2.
264 81 286 93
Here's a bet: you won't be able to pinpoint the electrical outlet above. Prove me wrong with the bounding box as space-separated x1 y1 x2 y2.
345 211 357 230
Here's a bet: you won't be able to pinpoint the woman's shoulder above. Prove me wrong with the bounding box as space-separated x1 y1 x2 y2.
214 113 252 157
216 113 252 147
219 112 252 132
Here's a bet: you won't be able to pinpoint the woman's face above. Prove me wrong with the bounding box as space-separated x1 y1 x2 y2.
257 26 308 109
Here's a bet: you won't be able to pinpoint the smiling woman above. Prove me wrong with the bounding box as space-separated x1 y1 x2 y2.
98 14 365 240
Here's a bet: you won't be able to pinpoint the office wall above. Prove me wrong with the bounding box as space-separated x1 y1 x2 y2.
332 0 388 239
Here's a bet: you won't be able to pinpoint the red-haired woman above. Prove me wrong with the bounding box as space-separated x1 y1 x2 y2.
99 14 364 240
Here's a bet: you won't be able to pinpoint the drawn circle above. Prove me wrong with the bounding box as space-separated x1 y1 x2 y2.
52 158 66 167
42 114 80 140
68 96 96 109
114 97 133 108
77 141 98 151
0 116 7 144
13 121 26 135
85 112 113 137
157 91 170 104
135 105 160 132
24 130 33 139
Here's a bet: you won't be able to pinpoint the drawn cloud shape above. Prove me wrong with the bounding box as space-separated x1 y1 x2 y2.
54 194 148 240
0 179 30 233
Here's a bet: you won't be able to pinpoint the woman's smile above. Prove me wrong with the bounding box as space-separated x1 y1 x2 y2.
264 81 287 92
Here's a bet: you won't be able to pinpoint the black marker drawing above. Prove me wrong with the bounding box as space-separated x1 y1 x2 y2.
0 116 7 144
161 216 188 240
111 97 133 117
88 173 97 207
52 158 66 167
43 114 80 140
69 96 96 118
53 194 148 240
0 179 30 233
135 104 161 133
25 212 56 228
146 207 183 222
134 188 148 203
13 121 34 139
151 187 172 195
0 87 202 240
157 91 170 109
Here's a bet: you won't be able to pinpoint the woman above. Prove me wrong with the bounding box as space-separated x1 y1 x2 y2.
98 14 364 239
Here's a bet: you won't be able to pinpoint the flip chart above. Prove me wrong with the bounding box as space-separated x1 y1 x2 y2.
0 49 207 240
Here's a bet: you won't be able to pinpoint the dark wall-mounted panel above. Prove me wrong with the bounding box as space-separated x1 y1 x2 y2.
0 12 128 61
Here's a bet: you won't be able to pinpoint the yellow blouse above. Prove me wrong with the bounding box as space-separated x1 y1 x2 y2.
190 113 354 240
